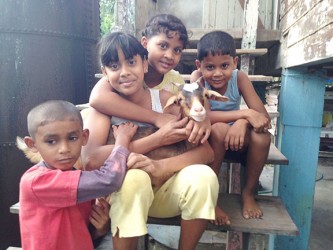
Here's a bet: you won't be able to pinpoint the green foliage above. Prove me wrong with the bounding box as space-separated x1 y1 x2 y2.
100 0 115 36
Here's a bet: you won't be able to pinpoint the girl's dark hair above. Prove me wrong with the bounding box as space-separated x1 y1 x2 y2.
141 14 188 49
98 32 148 66
197 31 236 61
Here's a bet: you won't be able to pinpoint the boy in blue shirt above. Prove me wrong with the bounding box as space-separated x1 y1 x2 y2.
191 31 271 225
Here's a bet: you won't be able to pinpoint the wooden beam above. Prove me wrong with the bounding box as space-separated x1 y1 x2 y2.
188 28 280 42
181 74 273 83
182 48 268 57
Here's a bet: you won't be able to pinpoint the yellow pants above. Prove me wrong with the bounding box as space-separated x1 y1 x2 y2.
109 164 219 237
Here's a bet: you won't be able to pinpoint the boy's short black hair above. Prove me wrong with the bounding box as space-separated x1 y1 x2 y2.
141 14 188 49
197 31 236 61
98 31 148 67
27 100 82 138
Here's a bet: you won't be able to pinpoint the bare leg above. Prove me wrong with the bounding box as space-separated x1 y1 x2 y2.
179 219 207 250
242 130 271 219
112 230 139 250
209 123 231 225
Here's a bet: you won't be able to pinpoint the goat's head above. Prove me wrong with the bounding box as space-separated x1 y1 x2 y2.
164 79 228 122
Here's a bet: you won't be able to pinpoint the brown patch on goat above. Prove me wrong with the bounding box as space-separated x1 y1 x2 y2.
107 126 196 160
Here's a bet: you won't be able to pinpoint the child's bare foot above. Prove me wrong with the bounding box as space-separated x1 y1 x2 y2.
241 192 263 219
210 206 231 225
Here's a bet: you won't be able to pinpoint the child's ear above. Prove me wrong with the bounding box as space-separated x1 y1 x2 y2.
81 129 89 146
195 59 201 70
233 56 239 68
141 36 148 48
23 136 38 153
101 66 107 76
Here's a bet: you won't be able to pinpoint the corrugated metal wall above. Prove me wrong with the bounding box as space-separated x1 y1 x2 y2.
0 0 100 248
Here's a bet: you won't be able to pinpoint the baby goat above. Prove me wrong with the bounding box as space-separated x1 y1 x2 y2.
106 81 228 160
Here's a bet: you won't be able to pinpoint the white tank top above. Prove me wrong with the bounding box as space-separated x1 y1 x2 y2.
111 88 163 126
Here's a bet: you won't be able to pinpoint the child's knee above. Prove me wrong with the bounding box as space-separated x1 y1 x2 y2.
250 130 271 148
122 169 152 191
183 165 219 192
210 123 229 141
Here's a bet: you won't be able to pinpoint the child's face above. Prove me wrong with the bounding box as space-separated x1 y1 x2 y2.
196 54 238 92
102 48 148 97
25 119 88 171
141 32 183 75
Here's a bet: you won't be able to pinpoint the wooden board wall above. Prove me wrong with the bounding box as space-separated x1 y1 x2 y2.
279 0 333 68
135 0 278 37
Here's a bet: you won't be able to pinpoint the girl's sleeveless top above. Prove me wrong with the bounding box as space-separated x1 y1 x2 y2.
111 88 163 127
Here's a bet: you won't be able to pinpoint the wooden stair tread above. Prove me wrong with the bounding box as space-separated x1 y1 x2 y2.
183 48 268 57
97 73 274 83
148 193 298 236
225 143 288 166
187 28 281 43
267 143 288 165
181 74 273 82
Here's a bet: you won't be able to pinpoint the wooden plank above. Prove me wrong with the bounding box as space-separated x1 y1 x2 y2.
266 143 289 165
181 74 273 82
280 23 333 68
280 0 324 35
241 0 259 50
182 48 268 56
224 143 288 166
147 194 298 236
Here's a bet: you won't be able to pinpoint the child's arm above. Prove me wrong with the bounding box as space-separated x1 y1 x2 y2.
89 198 110 242
82 108 189 170
77 122 137 203
190 69 202 83
127 141 214 186
208 71 271 132
89 77 175 128
236 70 271 132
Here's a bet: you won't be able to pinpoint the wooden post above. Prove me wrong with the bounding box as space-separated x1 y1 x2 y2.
114 0 136 35
275 68 325 249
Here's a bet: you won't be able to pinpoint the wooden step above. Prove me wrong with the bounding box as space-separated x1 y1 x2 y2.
224 142 288 166
147 193 298 236
181 74 274 83
182 48 268 57
187 28 281 44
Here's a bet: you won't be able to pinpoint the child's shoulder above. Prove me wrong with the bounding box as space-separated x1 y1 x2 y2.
163 70 184 85
156 70 184 94
235 69 251 88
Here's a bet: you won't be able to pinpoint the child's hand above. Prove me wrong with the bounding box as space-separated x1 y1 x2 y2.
245 109 271 133
89 198 110 239
224 119 248 151
112 122 138 143
154 113 178 128
185 116 211 144
127 153 172 186
155 117 189 146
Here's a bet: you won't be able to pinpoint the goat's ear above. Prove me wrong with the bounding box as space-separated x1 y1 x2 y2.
163 95 179 113
170 82 183 90
205 90 229 102
195 76 205 87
